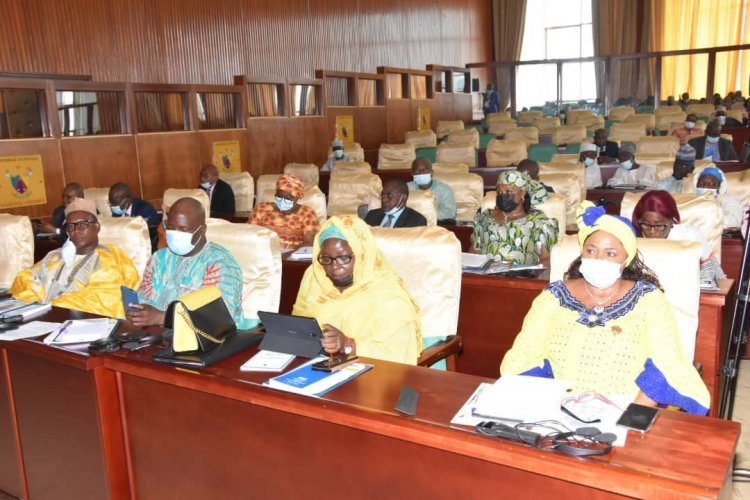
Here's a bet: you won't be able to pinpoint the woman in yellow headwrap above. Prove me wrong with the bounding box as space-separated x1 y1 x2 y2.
292 215 422 365
500 201 710 414
248 173 319 250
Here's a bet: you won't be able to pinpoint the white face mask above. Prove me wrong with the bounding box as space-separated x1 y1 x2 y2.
61 238 76 266
717 116 727 126
334 149 344 159
579 258 623 290
706 135 720 144
413 173 432 186
384 194 404 215
583 157 596 167
619 159 633 170
166 227 201 256
695 187 718 198
200 182 212 189
684 121 695 129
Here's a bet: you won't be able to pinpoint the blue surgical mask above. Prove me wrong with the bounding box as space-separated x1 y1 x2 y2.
274 196 294 212
110 205 124 216
695 187 718 198
413 174 432 186
166 227 201 256
200 182 212 189
334 149 344 159
706 135 720 144
619 159 633 170
583 157 596 167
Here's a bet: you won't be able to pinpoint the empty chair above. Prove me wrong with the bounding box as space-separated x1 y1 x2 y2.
724 169 750 210
578 115 605 134
327 172 383 216
284 163 319 189
434 172 484 222
432 162 470 175
636 136 680 156
83 187 112 216
610 122 647 144
655 111 686 132
331 161 372 174
97 216 151 278
608 106 635 122
551 125 586 146
518 110 543 126
378 143 416 170
0 214 33 288
405 129 437 149
436 120 464 139
436 142 476 167
487 119 517 137
686 103 716 118
447 128 480 149
549 153 580 164
255 174 280 204
539 166 585 224
485 139 527 167
533 116 561 134
624 113 656 131
528 143 558 163
162 188 210 218
505 126 540 147
487 111 512 122
565 109 595 126
219 171 255 212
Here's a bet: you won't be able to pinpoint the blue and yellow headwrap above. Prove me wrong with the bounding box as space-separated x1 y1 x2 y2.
576 201 637 265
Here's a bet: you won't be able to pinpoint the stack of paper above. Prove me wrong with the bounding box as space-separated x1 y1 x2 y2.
266 356 373 397
43 318 120 345
241 350 295 372
0 321 61 341
287 246 313 261
0 298 52 321
471 375 573 423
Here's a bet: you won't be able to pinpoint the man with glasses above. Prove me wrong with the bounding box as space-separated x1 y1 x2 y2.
108 182 161 251
127 197 253 329
364 179 427 228
11 198 140 318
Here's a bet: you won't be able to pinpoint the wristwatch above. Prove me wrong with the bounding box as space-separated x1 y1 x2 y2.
343 337 354 355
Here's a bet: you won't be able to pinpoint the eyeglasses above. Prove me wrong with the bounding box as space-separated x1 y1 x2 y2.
317 255 353 266
64 220 97 232
638 221 670 232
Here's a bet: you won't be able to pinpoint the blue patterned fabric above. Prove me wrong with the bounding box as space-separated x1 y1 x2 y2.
520 358 555 378
636 358 709 415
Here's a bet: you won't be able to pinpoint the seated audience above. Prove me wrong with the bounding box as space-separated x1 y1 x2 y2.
128 197 251 328
715 109 742 128
12 198 139 318
293 216 422 365
470 170 558 266
249 173 319 250
199 164 236 214
671 113 703 144
517 159 554 197
500 201 710 415
607 151 657 188
33 182 84 240
320 138 352 171
365 179 427 228
695 167 743 229
108 182 161 251
592 128 619 164
407 157 457 224
657 145 696 193
632 190 726 282
679 92 690 109
688 119 739 161
579 142 603 188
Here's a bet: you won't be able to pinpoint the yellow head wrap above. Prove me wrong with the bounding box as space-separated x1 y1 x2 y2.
576 201 638 265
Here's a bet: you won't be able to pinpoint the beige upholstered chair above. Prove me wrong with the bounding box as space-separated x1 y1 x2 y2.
378 143 416 170
608 106 635 122
327 172 383 216
550 235 701 359
624 113 656 131
533 116 561 134
723 109 744 123
219 171 254 212
637 153 674 166
97 216 151 278
487 111 512 122
581 115 605 134
655 161 678 182
436 142 476 167
486 139 527 167
482 191 566 234
284 163 319 189
370 225 462 368
257 185 328 225
655 111 686 132
434 172 484 222
518 111 543 126
549 153 580 164
83 187 112 217
436 120 464 139
255 174 280 205
686 103 716 118
406 189 438 226
610 122 647 144
635 136 680 156
539 162 586 200
565 109 594 126
432 162 470 174
327 143 365 162
538 168 584 225
405 130 437 149
620 192 723 262
162 188 210 218
551 125 586 146
447 128 480 149
0 214 33 288
505 126 540 147
487 119 518 137
331 161 372 174
205 218 282 324
725 170 750 208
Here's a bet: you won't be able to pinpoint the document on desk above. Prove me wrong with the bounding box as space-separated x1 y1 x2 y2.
43 318 119 346
266 356 373 397
0 321 62 341
287 246 313 261
472 375 573 423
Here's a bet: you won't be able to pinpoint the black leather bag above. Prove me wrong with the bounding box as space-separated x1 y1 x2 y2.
163 285 235 353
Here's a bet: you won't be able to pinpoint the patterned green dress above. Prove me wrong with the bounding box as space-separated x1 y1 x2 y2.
470 209 559 265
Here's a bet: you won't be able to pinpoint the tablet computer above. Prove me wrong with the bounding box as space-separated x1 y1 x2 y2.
257 311 324 358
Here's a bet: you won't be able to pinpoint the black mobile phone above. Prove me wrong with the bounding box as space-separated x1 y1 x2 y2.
616 403 659 433
311 354 359 372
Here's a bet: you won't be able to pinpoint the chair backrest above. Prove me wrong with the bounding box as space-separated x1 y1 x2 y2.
550 234 701 360
487 111 512 122
436 120 464 139
538 167 584 225
635 136 680 156
406 189 438 226
434 172 484 222
620 192 723 262
432 162 470 174
283 163 319 189
258 185 328 224
724 169 750 208
206 218 282 323
608 106 635 122
0 214 33 288
655 111 686 131
518 110 543 125
378 143 416 170
219 171 255 212
371 225 461 339
405 129 437 149
255 174 280 204
505 126 540 147
724 108 744 123
656 105 685 116
83 187 112 216
533 116 561 134
486 139 527 167
686 103 716 117
327 172 383 216
549 153 580 164
624 113 656 129
331 161 372 174
162 188 210 218
97 216 151 278
482 191 566 233
487 119 518 137
610 122 647 143
551 125 586 146
565 109 594 125
579 115 605 133
528 143 558 163
447 128 480 149
436 142 476 167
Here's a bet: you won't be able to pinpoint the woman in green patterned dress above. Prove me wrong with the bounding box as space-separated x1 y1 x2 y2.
469 170 559 266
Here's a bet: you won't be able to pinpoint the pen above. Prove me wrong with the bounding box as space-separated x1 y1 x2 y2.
52 320 73 343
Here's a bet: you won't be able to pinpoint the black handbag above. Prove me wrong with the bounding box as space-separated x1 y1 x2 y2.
163 285 236 353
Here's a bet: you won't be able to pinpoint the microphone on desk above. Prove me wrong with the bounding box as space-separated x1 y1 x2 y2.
596 197 614 207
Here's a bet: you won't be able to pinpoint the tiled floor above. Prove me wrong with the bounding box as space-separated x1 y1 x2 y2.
732 360 750 498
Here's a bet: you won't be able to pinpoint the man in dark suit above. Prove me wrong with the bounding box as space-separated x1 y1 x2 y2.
364 179 427 228
688 119 739 161
199 164 235 214
593 128 619 164
108 182 162 251
32 182 84 240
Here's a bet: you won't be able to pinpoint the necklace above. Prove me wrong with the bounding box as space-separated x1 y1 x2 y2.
583 280 620 314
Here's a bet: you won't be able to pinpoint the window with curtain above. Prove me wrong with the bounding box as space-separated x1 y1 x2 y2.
291 84 321 117
196 92 240 129
247 83 283 117
56 91 124 136
134 91 187 132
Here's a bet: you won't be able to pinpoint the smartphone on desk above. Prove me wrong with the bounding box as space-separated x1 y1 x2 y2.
311 354 359 372
120 286 140 312
616 403 659 433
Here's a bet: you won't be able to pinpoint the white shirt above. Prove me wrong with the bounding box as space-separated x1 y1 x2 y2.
607 163 657 188
583 162 602 189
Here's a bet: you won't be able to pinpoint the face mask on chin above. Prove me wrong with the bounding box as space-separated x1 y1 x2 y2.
579 258 622 290
384 195 404 215
706 135 720 144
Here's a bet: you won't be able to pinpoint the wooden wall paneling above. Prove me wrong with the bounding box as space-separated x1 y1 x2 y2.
0 138 65 218
357 107 388 160
60 135 139 196
287 116 329 167
385 98 413 144
452 93 473 124
197 129 251 173
429 94 452 127
246 118 290 177
325 107 358 145
135 132 201 203
412 98 436 131
0 350 25 499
